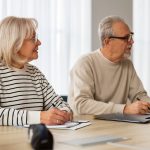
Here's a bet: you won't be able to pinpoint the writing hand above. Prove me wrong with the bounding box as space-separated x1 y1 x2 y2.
40 108 71 125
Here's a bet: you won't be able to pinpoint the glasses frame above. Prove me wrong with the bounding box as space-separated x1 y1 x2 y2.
109 32 134 42
32 34 38 43
28 34 38 44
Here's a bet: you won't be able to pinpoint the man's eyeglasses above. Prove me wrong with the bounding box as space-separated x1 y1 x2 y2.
109 32 134 42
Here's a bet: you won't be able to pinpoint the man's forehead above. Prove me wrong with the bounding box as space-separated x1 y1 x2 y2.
112 21 131 35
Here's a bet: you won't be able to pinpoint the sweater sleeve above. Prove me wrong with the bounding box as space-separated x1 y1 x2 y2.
68 57 125 115
128 61 150 102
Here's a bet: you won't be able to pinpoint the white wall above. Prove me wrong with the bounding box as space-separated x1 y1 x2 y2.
91 0 133 50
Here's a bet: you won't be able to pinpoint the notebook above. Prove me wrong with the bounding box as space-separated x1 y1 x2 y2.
24 120 91 130
94 113 150 123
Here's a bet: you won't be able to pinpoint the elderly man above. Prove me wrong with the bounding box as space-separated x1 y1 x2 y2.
68 15 150 115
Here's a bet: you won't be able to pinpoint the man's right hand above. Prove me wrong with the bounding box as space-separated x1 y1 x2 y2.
123 100 150 114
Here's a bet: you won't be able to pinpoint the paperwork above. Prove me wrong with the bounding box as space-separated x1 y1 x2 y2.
61 135 128 146
24 120 91 130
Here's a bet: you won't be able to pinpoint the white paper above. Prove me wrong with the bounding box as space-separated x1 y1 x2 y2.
24 120 91 130
61 135 128 146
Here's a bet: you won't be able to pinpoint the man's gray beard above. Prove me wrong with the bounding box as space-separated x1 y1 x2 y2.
123 52 131 59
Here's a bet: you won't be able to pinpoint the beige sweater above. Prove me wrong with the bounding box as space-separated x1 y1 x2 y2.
68 49 150 115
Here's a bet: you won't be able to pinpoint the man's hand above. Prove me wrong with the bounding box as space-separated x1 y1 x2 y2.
40 108 72 125
123 100 150 114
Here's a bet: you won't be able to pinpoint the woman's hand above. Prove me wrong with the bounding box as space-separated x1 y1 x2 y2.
40 108 72 125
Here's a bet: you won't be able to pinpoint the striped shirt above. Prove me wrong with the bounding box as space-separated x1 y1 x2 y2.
0 62 71 126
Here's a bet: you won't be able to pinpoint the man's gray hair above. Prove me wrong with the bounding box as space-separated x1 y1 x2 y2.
98 16 126 47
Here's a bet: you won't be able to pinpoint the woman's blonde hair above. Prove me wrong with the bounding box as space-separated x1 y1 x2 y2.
0 16 38 67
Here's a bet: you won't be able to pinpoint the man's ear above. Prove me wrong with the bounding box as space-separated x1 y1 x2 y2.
103 38 110 46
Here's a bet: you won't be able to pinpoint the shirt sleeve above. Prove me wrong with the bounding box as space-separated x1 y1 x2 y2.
0 107 27 126
0 107 42 126
36 68 72 112
0 72 39 126
28 111 40 124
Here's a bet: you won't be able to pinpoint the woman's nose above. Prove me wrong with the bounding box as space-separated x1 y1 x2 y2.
37 39 41 45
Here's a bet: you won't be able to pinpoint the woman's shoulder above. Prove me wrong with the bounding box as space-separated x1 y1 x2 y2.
26 63 40 71
0 61 10 71
26 63 45 77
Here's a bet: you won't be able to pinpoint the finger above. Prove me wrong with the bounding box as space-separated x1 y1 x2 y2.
140 105 150 114
64 112 72 121
141 102 150 113
45 111 65 124
141 101 150 106
145 106 150 113
139 109 147 115
54 112 71 123
56 115 67 122
60 110 70 121
55 118 65 125
41 110 67 125
46 115 65 125
55 110 70 121
69 112 73 121
147 103 150 108
49 108 70 122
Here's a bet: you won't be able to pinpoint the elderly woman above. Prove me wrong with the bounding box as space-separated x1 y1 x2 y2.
0 16 72 126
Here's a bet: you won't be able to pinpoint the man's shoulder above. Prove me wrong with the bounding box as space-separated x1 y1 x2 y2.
76 49 99 64
122 58 133 65
121 58 135 70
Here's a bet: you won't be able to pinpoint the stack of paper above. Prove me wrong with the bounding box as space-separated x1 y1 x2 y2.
61 135 128 146
47 120 91 130
24 120 91 130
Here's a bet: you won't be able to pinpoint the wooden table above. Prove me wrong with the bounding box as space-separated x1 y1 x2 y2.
0 115 150 150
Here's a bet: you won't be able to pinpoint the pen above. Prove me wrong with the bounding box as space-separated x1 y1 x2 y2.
52 104 55 107
72 120 90 123
136 97 141 101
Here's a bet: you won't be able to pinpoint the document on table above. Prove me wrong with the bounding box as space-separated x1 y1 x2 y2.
61 135 128 146
24 120 91 130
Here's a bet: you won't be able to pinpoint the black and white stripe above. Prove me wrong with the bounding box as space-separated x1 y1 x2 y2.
0 62 71 126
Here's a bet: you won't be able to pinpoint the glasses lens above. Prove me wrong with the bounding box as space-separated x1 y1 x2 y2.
35 34 38 43
128 34 132 42
109 32 134 42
